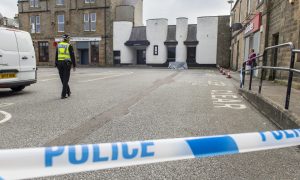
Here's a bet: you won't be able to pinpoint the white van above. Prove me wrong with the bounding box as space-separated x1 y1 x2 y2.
0 27 37 92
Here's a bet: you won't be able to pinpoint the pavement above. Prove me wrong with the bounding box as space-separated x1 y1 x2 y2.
0 68 299 179
229 70 300 127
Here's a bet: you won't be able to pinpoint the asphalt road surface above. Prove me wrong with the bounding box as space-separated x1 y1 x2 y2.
0 68 299 179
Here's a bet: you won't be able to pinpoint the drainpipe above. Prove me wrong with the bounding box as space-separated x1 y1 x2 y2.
261 0 270 80
263 0 270 66
104 0 107 65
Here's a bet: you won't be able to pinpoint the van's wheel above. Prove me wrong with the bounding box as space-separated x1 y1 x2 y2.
11 86 25 92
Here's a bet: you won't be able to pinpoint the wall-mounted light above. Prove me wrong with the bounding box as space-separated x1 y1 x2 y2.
289 0 295 4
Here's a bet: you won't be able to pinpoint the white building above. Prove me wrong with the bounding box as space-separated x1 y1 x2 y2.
113 16 231 67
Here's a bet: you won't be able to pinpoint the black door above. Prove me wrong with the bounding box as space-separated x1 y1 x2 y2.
187 47 196 64
80 49 89 65
270 33 279 80
137 50 146 64
236 41 240 71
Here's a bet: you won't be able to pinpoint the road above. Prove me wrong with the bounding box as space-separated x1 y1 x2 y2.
0 68 299 179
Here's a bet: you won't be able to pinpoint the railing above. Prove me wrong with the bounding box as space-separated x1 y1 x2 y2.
241 42 300 110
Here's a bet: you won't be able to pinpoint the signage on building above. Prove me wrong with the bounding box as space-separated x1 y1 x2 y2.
244 13 261 36
55 37 102 42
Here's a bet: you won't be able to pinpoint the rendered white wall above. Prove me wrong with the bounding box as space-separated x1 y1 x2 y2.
176 18 188 62
113 21 135 64
196 17 218 64
146 19 168 64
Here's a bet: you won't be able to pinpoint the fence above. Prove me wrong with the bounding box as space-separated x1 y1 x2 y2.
241 42 300 110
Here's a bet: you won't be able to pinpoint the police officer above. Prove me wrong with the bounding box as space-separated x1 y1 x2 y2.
55 34 76 99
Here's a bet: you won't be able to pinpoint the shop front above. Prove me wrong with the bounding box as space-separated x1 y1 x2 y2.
243 13 262 63
55 37 101 65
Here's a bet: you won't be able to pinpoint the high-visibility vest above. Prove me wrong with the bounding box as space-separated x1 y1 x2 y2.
57 42 71 61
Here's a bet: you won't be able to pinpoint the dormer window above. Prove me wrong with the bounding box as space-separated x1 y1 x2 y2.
85 0 96 3
30 0 39 8
56 0 65 5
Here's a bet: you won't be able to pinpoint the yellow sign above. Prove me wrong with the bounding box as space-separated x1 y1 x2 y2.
0 73 16 79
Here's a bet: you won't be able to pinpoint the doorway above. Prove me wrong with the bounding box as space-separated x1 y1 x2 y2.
137 49 146 64
79 49 89 65
236 41 239 71
270 33 279 80
187 47 196 64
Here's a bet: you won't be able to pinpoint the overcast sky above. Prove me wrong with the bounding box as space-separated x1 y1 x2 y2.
0 0 234 24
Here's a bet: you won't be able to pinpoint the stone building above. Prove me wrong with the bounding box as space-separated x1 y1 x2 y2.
230 0 300 80
0 13 19 29
17 0 143 66
230 0 266 72
266 0 300 80
113 16 231 67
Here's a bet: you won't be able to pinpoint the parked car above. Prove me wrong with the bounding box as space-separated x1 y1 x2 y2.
0 27 37 92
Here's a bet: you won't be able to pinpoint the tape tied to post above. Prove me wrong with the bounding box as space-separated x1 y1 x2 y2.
0 129 300 180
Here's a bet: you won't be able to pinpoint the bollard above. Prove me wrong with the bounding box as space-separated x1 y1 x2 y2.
226 71 232 78
222 69 226 75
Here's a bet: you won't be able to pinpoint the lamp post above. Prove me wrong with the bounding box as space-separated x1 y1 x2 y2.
227 0 234 70
228 0 234 11
227 0 234 27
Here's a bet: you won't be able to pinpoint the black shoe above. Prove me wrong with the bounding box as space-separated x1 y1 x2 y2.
61 96 67 99
67 91 71 97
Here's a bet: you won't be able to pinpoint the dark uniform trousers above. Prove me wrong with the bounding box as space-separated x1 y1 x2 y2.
57 61 71 97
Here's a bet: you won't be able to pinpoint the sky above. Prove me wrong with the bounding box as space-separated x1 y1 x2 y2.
0 0 234 24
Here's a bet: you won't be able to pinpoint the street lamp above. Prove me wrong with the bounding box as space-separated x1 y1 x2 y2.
228 0 234 27
228 0 234 11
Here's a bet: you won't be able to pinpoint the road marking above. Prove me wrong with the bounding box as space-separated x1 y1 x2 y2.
38 72 125 82
74 71 117 76
211 90 247 109
80 72 133 83
208 81 226 86
0 103 14 108
0 111 12 124
40 74 57 77
39 78 59 82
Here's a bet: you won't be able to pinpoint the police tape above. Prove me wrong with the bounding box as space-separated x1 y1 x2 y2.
0 129 300 180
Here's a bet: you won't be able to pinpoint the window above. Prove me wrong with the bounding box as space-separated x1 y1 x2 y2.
56 0 64 5
85 0 96 3
232 10 236 24
57 15 64 32
84 13 97 31
91 41 99 63
238 0 242 22
113 51 121 64
90 13 96 31
38 42 49 62
247 0 251 15
30 15 40 33
30 0 39 8
153 45 158 55
84 14 89 31
257 0 263 5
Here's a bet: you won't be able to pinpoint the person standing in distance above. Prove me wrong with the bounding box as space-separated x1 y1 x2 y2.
55 34 76 99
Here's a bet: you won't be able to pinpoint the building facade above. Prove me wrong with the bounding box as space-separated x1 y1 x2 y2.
0 13 19 29
230 0 300 80
230 0 266 72
113 16 231 67
17 0 143 66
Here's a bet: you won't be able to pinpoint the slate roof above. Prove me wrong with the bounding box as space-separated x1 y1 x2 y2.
125 26 150 46
184 24 199 45
164 25 178 46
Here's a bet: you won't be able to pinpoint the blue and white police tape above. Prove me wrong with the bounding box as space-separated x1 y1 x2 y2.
0 129 300 180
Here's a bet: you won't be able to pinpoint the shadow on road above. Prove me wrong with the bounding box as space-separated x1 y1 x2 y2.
0 90 33 98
